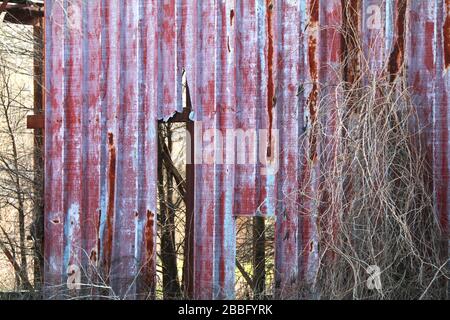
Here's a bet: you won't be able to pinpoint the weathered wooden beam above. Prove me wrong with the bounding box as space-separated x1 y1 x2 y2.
4 4 43 25
27 114 44 129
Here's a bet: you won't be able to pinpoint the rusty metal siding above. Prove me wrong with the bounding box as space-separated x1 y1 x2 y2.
45 0 64 296
214 0 237 300
407 1 435 190
192 0 218 299
297 0 320 292
44 0 449 299
435 0 450 259
274 0 302 297
45 0 159 298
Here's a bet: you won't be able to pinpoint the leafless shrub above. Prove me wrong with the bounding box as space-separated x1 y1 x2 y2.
308 67 448 299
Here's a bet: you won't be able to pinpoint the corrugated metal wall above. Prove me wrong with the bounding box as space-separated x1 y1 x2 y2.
45 0 159 298
44 0 449 299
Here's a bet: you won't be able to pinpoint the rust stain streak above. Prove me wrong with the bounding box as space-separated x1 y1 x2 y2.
342 0 360 84
444 0 450 69
307 0 319 162
143 210 155 290
96 209 101 266
103 132 116 278
388 0 407 81
90 249 97 264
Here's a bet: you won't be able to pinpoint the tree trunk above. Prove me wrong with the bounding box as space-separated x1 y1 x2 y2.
253 216 266 299
158 125 181 299
2 100 31 291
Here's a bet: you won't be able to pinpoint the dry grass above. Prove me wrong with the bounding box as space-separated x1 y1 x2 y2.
305 67 448 299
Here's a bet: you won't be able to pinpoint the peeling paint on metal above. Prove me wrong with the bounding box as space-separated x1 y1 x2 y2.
45 0 449 300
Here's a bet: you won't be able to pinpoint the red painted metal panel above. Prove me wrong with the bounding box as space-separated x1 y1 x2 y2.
234 0 258 216
82 0 102 294
44 0 65 298
407 0 450 286
255 0 278 218
109 1 140 297
435 0 450 264
362 0 387 72
183 0 198 120
274 0 302 298
45 0 160 299
99 0 118 293
136 0 158 298
63 0 83 295
214 0 237 299
158 0 178 120
318 0 343 260
297 0 321 295
192 0 217 300
99 0 121 294
407 0 435 190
